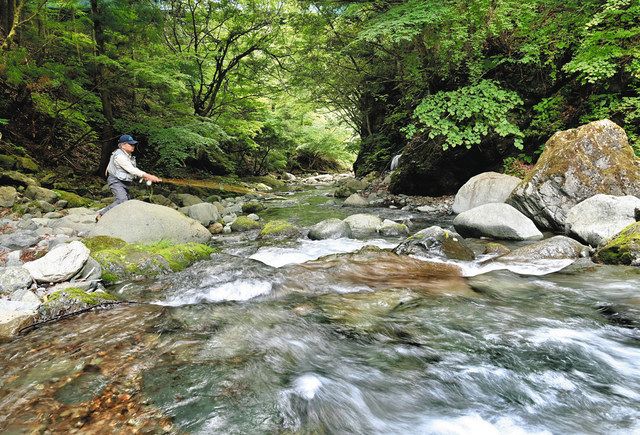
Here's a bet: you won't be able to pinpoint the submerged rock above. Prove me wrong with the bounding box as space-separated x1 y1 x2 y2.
565 194 640 247
453 203 543 241
377 219 409 237
498 236 589 262
507 120 640 231
395 226 475 261
452 172 521 214
595 222 640 266
308 218 352 240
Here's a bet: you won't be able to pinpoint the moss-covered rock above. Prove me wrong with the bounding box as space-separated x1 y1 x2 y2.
53 189 96 208
230 216 262 232
258 219 300 242
16 156 39 172
39 287 119 321
83 236 216 282
595 222 640 266
241 200 265 214
0 154 17 169
0 170 39 187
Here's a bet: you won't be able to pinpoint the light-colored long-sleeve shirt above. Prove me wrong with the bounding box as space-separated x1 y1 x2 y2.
106 149 146 181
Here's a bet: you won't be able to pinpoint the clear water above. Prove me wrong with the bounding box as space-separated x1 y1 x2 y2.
1 187 639 434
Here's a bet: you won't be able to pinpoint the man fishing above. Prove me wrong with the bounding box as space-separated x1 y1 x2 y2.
96 134 162 222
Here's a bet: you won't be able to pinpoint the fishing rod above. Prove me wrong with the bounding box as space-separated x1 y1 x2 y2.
139 177 262 195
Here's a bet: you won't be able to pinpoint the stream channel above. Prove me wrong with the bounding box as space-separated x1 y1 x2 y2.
1 183 640 433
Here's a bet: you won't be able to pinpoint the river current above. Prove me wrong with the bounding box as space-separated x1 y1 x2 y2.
1 186 639 434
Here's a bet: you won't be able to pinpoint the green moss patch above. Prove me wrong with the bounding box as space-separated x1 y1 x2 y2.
230 216 262 232
53 189 97 208
47 287 118 305
83 237 216 282
595 222 640 265
258 219 300 241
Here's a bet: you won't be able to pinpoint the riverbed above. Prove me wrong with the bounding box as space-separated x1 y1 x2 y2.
1 185 639 434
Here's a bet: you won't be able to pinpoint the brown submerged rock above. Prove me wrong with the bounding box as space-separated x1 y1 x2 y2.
507 120 640 231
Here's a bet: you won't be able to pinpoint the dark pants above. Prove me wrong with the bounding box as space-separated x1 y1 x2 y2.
98 175 131 216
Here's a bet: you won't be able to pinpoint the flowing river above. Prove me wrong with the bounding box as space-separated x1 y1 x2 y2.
1 185 639 434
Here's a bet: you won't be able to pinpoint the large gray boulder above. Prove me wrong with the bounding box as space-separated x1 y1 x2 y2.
454 203 543 241
565 194 640 247
50 207 97 234
90 200 210 243
395 226 475 261
498 236 589 262
453 172 521 214
187 202 220 226
308 218 353 240
0 266 33 296
507 120 640 231
343 214 382 239
23 240 90 283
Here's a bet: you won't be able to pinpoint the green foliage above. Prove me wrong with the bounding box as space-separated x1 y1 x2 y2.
408 81 524 150
563 0 640 84
502 156 533 179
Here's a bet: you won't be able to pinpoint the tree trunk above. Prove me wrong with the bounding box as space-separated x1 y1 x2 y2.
91 0 116 176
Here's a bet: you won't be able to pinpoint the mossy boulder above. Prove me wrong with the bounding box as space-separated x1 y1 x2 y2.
241 200 265 214
16 156 39 172
0 154 17 169
230 216 262 232
595 222 640 266
39 287 118 320
53 189 95 208
258 220 301 242
395 226 475 261
507 120 640 231
83 236 216 283
334 178 368 198
0 170 39 187
25 185 58 203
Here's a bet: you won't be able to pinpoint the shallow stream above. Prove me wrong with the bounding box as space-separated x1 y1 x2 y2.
1 185 639 434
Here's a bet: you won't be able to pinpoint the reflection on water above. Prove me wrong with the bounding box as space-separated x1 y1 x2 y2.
1 189 640 433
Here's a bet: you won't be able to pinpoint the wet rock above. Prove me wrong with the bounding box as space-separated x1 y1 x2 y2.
308 218 352 240
230 216 262 232
0 266 33 296
24 185 58 204
377 219 409 237
258 220 301 242
482 242 511 257
343 193 368 207
37 288 118 321
395 226 475 261
0 186 17 207
187 203 220 226
499 236 589 262
565 194 640 247
0 299 39 340
84 236 215 283
453 203 543 241
453 172 521 214
24 241 90 283
91 200 211 244
343 214 382 239
507 120 640 231
595 222 640 266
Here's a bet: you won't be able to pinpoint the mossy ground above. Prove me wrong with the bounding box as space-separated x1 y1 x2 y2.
53 190 98 208
83 236 216 282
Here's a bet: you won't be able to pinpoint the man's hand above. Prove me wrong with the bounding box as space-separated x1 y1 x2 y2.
143 173 162 183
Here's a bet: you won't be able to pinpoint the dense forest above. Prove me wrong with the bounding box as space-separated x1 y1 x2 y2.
0 0 638 194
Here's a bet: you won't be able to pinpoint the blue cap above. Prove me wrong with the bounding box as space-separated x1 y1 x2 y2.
118 134 138 145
